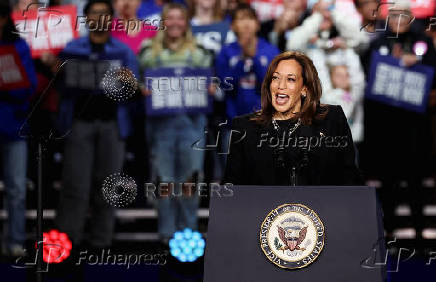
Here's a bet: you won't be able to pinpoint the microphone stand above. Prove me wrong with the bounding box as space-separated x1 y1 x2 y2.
289 147 309 187
20 60 68 282
36 141 43 282
290 166 297 186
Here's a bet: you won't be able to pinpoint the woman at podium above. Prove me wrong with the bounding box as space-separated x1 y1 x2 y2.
223 51 363 186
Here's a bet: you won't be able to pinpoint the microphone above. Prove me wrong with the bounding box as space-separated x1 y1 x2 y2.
289 146 310 186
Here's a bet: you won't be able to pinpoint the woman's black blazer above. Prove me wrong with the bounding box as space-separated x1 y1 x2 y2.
223 105 363 186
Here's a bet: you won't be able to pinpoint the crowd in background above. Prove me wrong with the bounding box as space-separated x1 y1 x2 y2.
1 0 436 257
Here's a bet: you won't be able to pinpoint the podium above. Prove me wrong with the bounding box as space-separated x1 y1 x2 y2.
204 186 386 282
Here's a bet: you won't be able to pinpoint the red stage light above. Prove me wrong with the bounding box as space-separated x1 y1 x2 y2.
38 229 72 263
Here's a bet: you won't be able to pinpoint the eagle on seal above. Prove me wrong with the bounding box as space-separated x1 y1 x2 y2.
277 225 307 252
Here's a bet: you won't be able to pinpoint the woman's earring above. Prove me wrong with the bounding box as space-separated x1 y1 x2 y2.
301 92 306 97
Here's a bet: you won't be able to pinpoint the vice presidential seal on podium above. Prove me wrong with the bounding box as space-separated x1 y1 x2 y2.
260 203 325 269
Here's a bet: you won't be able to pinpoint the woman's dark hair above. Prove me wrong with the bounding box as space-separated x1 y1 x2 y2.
251 51 328 126
353 0 380 8
0 3 19 42
231 3 258 22
84 0 114 16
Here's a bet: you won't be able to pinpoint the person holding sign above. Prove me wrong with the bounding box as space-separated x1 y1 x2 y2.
0 3 37 257
138 2 214 244
52 0 139 249
223 51 363 186
363 0 436 241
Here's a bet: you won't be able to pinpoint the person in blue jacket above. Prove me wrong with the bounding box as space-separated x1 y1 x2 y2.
214 4 279 179
0 3 37 257
216 3 279 123
49 0 139 249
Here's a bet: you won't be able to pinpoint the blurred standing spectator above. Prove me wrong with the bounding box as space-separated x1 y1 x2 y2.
136 0 193 33
287 0 365 92
188 0 223 26
214 4 278 181
249 0 284 22
63 0 89 35
138 2 213 243
287 0 365 168
52 0 139 248
353 0 379 34
0 3 37 257
137 0 177 23
188 0 235 54
220 0 243 22
112 0 158 54
259 0 309 51
13 0 40 12
426 18 436 206
353 0 380 58
321 49 365 146
216 4 279 122
364 0 436 239
187 0 234 182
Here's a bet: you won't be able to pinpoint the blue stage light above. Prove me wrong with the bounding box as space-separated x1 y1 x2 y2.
174 232 183 240
193 248 204 257
169 228 205 262
192 231 201 240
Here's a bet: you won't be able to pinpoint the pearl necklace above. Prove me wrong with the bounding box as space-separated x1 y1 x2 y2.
272 118 301 137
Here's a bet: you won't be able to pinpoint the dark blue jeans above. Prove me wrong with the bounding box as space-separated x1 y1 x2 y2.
1 139 27 249
147 114 206 238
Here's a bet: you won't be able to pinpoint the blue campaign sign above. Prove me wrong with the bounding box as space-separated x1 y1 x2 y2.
366 51 434 113
144 67 214 116
191 21 232 54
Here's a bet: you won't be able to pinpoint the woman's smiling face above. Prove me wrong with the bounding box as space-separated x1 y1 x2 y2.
270 59 306 116
164 8 187 39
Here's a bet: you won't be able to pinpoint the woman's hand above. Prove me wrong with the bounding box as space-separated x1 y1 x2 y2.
331 37 346 49
273 9 298 34
400 54 418 67
312 0 332 17
140 86 152 96
208 84 216 96
40 51 61 72
40 52 57 66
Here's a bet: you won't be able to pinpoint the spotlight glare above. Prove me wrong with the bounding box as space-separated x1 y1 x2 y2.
174 232 183 240
169 239 177 249
41 230 72 264
169 228 205 262
198 239 205 248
